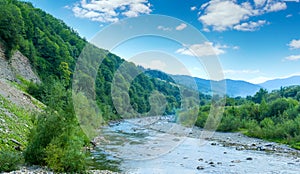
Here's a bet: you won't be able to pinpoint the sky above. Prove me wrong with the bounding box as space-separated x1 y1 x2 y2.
24 0 300 84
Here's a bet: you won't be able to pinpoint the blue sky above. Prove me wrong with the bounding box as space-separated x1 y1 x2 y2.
25 0 300 84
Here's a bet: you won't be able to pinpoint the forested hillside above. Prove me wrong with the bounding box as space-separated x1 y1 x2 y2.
0 0 181 120
0 0 181 172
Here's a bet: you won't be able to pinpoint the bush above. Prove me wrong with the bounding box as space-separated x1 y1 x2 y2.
24 84 89 172
24 110 64 165
0 151 23 172
217 114 240 132
45 134 87 173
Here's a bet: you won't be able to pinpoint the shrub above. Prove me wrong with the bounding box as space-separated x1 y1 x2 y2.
45 134 87 173
217 114 240 132
0 151 23 172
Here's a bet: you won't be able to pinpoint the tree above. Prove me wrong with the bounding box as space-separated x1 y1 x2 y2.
0 1 24 57
252 88 268 103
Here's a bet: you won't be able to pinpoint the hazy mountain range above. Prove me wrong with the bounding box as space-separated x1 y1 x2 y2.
144 69 300 97
171 75 300 97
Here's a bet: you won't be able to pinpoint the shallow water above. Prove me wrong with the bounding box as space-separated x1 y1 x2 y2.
94 118 300 174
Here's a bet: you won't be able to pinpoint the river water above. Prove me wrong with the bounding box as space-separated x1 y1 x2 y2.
92 117 300 174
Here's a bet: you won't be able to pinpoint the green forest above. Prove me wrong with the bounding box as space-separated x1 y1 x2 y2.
1 0 300 173
196 87 300 149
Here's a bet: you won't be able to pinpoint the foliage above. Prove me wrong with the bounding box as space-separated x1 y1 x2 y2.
0 151 23 172
24 81 89 172
196 85 300 148
0 0 24 57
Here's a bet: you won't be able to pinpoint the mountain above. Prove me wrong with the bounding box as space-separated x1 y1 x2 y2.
171 75 262 97
259 76 300 91
223 79 262 97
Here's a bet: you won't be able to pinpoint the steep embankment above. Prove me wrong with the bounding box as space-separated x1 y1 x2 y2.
0 44 40 83
0 45 42 151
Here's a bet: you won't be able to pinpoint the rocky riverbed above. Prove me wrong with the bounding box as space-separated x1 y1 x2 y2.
2 166 118 174
93 116 300 174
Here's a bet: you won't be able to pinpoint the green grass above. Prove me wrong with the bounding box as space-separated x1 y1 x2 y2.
0 95 33 151
8 77 45 110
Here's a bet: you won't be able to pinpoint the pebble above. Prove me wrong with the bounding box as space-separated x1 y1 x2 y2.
246 157 253 160
231 160 241 163
236 146 245 151
4 166 118 174
196 166 205 170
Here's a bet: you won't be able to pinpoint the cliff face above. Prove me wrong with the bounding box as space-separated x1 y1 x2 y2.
0 45 15 81
0 44 40 83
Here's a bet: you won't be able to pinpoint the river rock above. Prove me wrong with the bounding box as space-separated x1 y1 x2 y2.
231 160 241 163
236 146 245 151
196 166 205 170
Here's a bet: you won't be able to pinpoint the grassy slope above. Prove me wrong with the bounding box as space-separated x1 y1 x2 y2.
0 79 42 152
0 95 32 151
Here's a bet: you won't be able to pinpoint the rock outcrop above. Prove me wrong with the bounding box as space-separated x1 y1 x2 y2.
0 44 40 83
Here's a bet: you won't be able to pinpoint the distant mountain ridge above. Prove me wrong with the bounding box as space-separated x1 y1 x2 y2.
171 75 262 97
259 76 300 91
145 70 300 97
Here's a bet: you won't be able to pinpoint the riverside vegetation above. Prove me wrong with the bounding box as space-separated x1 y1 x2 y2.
195 87 300 150
1 0 300 173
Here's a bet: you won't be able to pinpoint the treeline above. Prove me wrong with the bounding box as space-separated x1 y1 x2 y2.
196 86 300 149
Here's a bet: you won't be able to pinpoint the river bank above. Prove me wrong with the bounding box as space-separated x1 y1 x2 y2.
94 117 300 173
1 166 119 174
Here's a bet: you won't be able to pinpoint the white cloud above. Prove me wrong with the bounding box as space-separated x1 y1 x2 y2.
157 25 172 31
224 69 260 74
139 60 167 70
288 39 300 49
157 23 187 31
286 14 293 18
72 0 152 23
254 0 266 7
264 1 287 12
285 54 300 61
233 46 240 50
191 6 197 11
198 0 288 32
233 20 267 31
203 28 210 32
176 42 226 57
283 0 300 2
64 5 71 9
198 0 252 31
176 23 187 31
